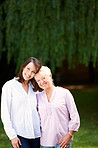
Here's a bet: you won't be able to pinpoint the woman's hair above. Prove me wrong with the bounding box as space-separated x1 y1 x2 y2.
35 66 52 79
17 57 42 91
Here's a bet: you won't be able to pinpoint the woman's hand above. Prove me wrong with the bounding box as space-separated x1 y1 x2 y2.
11 137 22 148
59 133 72 148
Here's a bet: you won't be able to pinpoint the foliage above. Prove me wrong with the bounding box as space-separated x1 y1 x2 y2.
0 0 98 73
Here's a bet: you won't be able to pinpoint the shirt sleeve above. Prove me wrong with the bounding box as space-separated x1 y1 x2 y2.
66 90 80 132
1 83 17 140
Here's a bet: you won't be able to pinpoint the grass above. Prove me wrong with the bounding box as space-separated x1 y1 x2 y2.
71 90 98 148
0 89 98 148
0 121 11 148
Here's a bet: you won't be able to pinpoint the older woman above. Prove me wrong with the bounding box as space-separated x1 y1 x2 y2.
35 66 80 148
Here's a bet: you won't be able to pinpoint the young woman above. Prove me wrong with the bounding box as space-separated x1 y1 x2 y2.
34 66 80 148
1 57 42 148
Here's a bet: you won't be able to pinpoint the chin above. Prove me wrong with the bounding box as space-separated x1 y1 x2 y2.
24 77 29 81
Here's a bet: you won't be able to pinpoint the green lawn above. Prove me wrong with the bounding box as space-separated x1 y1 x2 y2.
0 89 98 148
71 90 98 148
0 121 11 148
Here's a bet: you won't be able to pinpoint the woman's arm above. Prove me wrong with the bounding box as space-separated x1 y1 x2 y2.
1 82 17 140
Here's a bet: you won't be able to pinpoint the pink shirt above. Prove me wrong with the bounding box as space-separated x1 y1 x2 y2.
36 87 80 146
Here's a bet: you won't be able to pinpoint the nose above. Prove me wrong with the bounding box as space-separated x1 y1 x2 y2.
40 79 44 85
28 70 32 76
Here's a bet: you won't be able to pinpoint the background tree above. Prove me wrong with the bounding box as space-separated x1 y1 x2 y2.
0 0 98 73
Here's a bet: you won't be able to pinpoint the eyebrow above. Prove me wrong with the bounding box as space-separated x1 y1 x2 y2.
27 66 36 74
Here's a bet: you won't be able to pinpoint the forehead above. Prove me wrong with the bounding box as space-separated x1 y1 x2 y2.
35 72 49 79
26 62 36 70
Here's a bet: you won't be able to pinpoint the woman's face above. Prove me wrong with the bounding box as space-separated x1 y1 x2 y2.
22 62 36 81
35 72 52 90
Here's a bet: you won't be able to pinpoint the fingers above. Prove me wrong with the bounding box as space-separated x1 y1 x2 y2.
65 145 69 148
18 138 22 146
12 142 20 148
59 133 71 148
11 137 22 148
60 144 69 148
59 143 69 148
59 141 67 148
59 139 69 148
12 143 20 148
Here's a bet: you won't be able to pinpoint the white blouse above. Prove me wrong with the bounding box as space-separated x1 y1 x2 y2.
1 78 41 140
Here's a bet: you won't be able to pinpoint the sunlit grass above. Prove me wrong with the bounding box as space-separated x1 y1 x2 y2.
71 90 98 148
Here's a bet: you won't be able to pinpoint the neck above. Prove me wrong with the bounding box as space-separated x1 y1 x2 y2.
23 80 29 85
45 85 55 102
45 85 55 95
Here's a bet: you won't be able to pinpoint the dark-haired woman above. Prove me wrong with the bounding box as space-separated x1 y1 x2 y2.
1 57 41 148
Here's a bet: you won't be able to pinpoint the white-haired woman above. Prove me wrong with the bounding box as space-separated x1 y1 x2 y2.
34 66 80 148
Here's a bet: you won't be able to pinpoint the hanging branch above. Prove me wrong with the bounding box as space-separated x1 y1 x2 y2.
0 0 98 73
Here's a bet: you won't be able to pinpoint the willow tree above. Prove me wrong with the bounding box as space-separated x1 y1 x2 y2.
0 0 98 73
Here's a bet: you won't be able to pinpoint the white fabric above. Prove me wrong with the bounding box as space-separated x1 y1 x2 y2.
1 78 41 140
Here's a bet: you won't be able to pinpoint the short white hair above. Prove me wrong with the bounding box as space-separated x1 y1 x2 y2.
35 66 54 84
38 66 52 75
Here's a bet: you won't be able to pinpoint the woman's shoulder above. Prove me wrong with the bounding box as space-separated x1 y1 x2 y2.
56 86 70 93
56 86 73 100
2 78 17 89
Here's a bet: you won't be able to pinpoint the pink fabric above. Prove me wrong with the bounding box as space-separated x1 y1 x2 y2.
37 87 80 146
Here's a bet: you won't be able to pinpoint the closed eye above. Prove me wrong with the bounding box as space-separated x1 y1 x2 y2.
32 71 36 74
42 77 45 80
37 80 40 83
27 68 30 70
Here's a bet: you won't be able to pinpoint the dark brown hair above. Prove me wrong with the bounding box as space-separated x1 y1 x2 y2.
17 57 42 91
